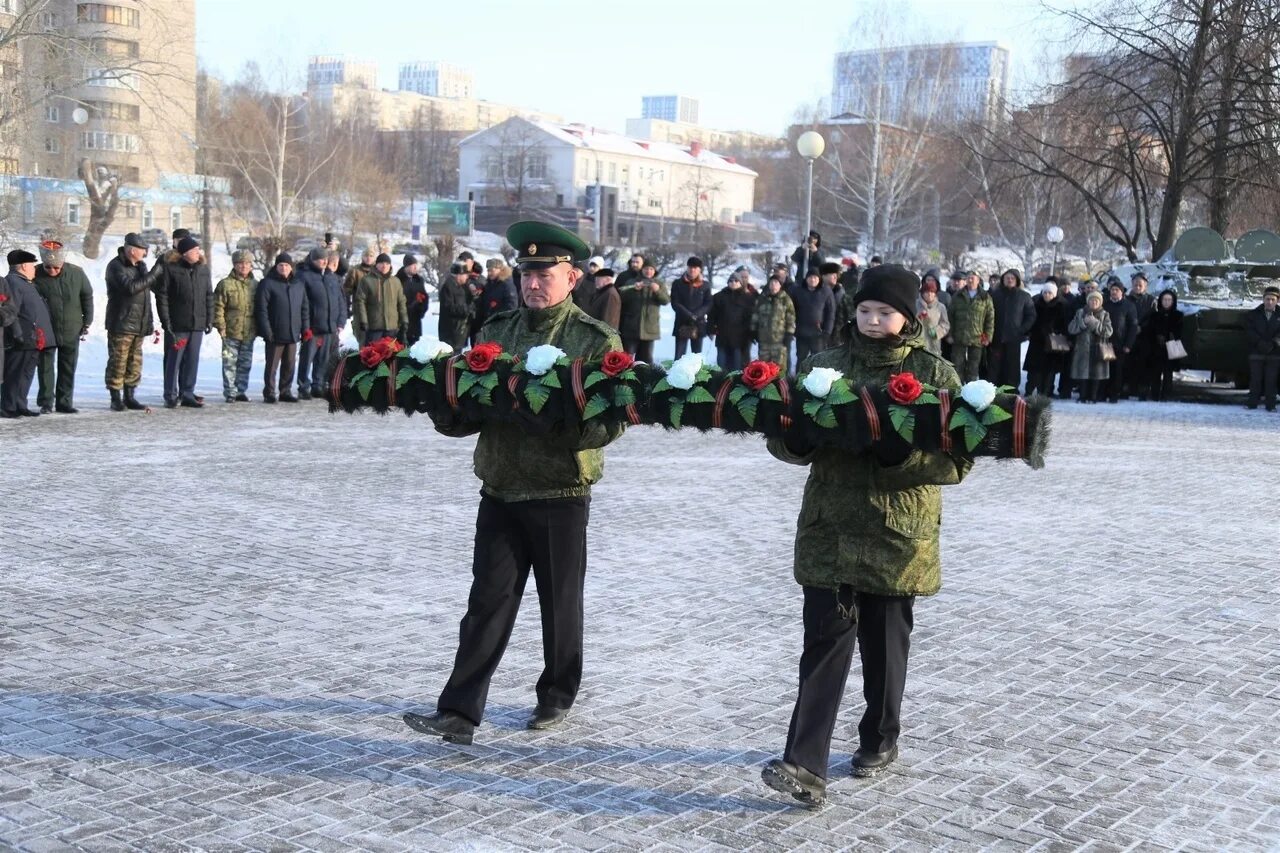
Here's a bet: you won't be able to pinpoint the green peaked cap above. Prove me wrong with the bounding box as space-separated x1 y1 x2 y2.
507 220 591 268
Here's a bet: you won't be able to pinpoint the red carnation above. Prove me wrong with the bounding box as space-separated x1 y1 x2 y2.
415 292 427 304
465 341 503 372
741 359 780 391
887 372 923 404
302 328 314 342
173 337 187 352
35 328 47 351
0 294 7 303
600 350 636 377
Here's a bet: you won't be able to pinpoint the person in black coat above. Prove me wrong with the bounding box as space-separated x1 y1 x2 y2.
0 261 18 380
989 268 1036 393
1142 288 1184 402
1 250 55 418
397 254 430 346
296 248 346 400
790 230 824 283
1245 285 1280 411
153 236 214 408
255 253 310 403
1102 279 1139 403
790 268 836 364
670 256 713 358
709 274 756 371
1023 281 1070 397
476 260 518 330
104 234 162 411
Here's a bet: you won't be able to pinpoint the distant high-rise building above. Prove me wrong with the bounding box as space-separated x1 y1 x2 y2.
307 55 377 90
831 42 1010 126
398 62 473 99
641 95 699 125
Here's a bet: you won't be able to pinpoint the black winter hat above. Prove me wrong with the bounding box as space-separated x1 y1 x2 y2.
172 228 190 241
852 264 920 321
403 253 418 266
274 252 294 267
686 256 703 268
457 251 474 261
307 247 327 263
449 262 466 275
375 253 392 266
6 249 36 265
124 232 148 250
176 236 200 254
596 268 615 278
818 262 842 276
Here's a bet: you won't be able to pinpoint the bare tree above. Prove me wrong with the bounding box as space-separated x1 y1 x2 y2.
673 165 723 245
483 118 557 217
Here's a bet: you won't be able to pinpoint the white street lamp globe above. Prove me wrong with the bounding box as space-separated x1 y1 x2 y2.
797 130 825 160
71 107 88 125
1046 225 1065 244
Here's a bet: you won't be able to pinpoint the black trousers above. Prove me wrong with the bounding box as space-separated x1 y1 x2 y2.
1 348 37 414
37 341 79 409
1106 352 1129 401
988 341 1023 391
622 337 654 364
784 587 914 780
674 335 704 358
795 335 827 366
438 493 590 725
1248 355 1280 408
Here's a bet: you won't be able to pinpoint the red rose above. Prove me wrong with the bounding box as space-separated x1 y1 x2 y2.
359 345 381 368
465 341 503 372
741 359 780 391
600 350 636 377
887 372 923 404
415 292 426 304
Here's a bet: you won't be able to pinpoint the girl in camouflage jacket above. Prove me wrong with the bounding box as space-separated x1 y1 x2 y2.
761 265 972 809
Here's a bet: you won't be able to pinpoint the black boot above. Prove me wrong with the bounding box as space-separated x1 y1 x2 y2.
761 759 826 808
109 389 125 412
403 711 475 745
123 386 146 411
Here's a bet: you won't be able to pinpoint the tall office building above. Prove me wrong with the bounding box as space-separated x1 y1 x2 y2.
307 55 377 90
831 42 1010 126
641 95 699 125
398 61 473 99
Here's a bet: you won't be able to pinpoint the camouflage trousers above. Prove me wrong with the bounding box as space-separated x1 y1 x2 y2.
105 332 144 390
221 337 255 401
757 343 790 376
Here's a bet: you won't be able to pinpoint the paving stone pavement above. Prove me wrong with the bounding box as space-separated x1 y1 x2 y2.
0 398 1277 852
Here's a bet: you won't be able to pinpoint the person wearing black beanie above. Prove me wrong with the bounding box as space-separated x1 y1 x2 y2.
760 263 970 808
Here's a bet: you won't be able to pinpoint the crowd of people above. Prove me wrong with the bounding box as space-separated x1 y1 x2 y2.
3 227 1279 418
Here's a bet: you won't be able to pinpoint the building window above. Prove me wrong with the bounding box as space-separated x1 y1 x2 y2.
608 162 617 184
90 38 140 59
81 131 139 152
170 208 181 230
86 66 139 90
124 202 136 218
526 153 547 180
86 100 141 122
45 137 60 153
97 163 139 182
0 157 17 175
67 200 80 226
40 10 59 28
142 206 153 228
76 4 141 27
45 105 59 123
579 159 588 181
23 193 35 222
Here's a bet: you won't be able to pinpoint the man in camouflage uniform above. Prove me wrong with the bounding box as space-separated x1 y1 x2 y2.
213 250 258 403
753 275 797 373
103 233 159 411
948 270 994 383
404 221 624 745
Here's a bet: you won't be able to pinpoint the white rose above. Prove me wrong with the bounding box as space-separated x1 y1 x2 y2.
665 353 704 390
960 379 998 412
802 367 844 398
408 338 453 361
524 344 566 376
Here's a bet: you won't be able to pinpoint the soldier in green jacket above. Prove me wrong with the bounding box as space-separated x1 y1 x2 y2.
213 250 258 402
403 221 624 747
753 276 797 373
761 265 972 809
33 242 93 413
948 271 994 382
617 259 670 362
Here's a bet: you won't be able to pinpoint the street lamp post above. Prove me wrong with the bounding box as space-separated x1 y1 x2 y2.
1046 225 1065 278
796 130 825 278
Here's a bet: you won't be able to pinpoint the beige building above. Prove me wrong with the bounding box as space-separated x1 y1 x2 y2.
398 61 473 99
308 82 561 133
7 0 201 239
624 118 781 152
307 55 377 90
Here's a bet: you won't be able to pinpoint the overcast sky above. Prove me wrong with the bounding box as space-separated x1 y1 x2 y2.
196 0 1061 136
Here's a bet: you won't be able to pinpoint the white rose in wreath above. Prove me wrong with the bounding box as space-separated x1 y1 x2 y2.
409 338 453 361
802 367 844 399
524 344 566 376
665 353 704 390
960 379 998 412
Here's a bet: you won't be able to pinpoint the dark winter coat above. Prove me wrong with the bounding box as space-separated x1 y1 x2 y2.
105 247 159 335
1245 302 1280 356
477 276 518 327
614 267 643 290
5 272 56 351
0 272 18 373
322 267 348 333
1129 291 1157 328
670 277 713 337
33 262 93 345
397 266 430 340
1102 295 1139 351
299 261 346 335
1024 293 1070 373
1142 290 1184 369
580 281 621 330
254 267 311 344
790 283 836 340
354 270 407 339
437 277 472 342
990 278 1036 345
155 258 214 333
791 245 825 280
709 286 756 349
618 277 670 341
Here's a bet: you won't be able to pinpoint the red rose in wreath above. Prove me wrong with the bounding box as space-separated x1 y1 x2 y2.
465 341 503 372
887 371 923 404
358 336 402 368
741 359 780 391
600 350 636 377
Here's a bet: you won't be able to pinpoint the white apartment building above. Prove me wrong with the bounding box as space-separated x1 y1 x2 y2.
641 95 700 124
307 55 377 89
398 62 473 99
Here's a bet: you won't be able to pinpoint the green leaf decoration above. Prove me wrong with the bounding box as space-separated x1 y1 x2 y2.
916 391 940 405
652 377 671 393
737 395 759 427
728 385 749 405
618 369 637 382
524 381 551 414
888 405 916 444
686 386 716 405
540 370 562 390
825 381 856 406
669 400 684 429
457 371 480 397
584 370 607 389
356 373 376 400
803 399 823 419
582 392 610 421
417 363 436 385
814 404 837 429
613 385 636 407
760 383 782 402
695 367 713 382
395 367 414 389
949 407 979 432
963 421 987 452
982 405 1012 426
374 362 391 378
475 388 493 406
